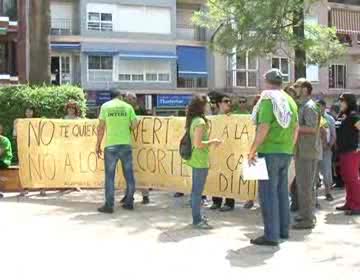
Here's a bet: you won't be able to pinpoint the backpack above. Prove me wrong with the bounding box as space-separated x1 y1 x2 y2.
179 128 192 160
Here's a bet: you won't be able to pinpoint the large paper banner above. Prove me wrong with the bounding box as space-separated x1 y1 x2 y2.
17 115 257 200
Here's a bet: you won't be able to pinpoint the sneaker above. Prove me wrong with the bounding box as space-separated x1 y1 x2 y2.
142 196 150 205
290 203 298 212
336 205 351 211
244 200 254 209
210 203 221 210
97 205 114 214
0 193 3 199
193 220 213 230
280 234 289 240
120 196 127 204
122 204 134 211
174 192 184 198
220 205 234 212
292 220 315 230
250 236 278 246
201 198 209 207
325 193 334 202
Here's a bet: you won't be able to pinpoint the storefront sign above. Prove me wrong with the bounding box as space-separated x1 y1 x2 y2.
157 95 192 108
96 92 111 105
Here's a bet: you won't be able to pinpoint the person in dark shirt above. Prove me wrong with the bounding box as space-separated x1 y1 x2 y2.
335 93 360 215
210 93 235 212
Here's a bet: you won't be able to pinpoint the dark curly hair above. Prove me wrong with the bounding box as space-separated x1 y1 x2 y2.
64 100 80 117
185 94 208 130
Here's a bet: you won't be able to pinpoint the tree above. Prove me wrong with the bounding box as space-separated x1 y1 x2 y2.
28 0 51 85
193 0 346 79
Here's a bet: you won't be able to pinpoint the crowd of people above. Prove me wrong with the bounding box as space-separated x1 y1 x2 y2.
0 68 359 246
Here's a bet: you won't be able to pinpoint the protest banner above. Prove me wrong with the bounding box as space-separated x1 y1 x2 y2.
17 115 257 200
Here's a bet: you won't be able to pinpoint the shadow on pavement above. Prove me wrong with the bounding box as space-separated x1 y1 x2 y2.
325 212 358 225
226 245 280 267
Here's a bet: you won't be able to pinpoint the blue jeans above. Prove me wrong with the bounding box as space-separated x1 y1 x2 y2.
191 168 209 225
258 153 292 242
104 145 136 208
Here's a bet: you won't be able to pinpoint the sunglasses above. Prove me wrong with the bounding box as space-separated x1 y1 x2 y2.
239 101 246 104
222 99 232 104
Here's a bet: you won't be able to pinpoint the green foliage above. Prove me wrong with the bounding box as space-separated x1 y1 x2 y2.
193 0 346 65
0 85 86 163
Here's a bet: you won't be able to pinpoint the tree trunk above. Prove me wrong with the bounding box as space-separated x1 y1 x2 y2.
28 0 50 85
293 1 306 80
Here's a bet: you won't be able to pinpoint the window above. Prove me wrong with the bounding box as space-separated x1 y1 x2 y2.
1 0 17 21
177 76 207 88
60 56 71 84
272 57 290 82
306 64 319 82
87 12 113 31
117 5 171 34
118 60 171 82
88 56 113 82
50 3 73 35
0 43 7 73
233 52 258 88
329 64 347 89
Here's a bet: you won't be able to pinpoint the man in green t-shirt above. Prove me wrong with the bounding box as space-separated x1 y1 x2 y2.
121 91 151 205
0 123 13 199
248 69 298 246
96 89 138 213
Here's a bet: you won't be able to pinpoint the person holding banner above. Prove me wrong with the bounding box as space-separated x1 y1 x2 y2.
185 95 222 229
210 93 236 212
121 91 151 205
96 89 138 213
249 69 298 246
0 123 13 199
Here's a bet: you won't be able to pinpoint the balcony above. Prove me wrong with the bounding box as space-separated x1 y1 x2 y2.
176 24 206 41
177 76 207 88
51 18 73 35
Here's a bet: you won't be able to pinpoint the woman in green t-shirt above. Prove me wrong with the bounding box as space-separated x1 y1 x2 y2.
185 95 222 229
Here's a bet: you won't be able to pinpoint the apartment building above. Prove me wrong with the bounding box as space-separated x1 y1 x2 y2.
50 0 210 115
223 0 360 99
50 0 359 113
0 0 27 84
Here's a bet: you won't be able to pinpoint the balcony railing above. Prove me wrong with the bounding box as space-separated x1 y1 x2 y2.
176 24 206 41
88 70 113 82
177 76 208 88
51 18 73 35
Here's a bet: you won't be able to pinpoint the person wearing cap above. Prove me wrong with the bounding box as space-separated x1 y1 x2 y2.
292 78 322 229
335 93 360 215
317 99 336 202
248 69 298 246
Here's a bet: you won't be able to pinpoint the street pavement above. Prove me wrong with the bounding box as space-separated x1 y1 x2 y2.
0 188 359 280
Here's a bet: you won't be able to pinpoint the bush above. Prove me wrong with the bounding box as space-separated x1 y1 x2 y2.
0 85 87 163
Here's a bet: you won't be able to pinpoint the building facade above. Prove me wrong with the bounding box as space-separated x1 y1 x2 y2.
0 0 27 84
50 0 210 115
49 0 360 113
223 0 360 100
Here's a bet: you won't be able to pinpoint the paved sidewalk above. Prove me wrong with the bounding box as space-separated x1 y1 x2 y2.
0 189 359 280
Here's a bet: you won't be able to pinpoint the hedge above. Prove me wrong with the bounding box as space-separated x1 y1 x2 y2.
0 85 87 163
